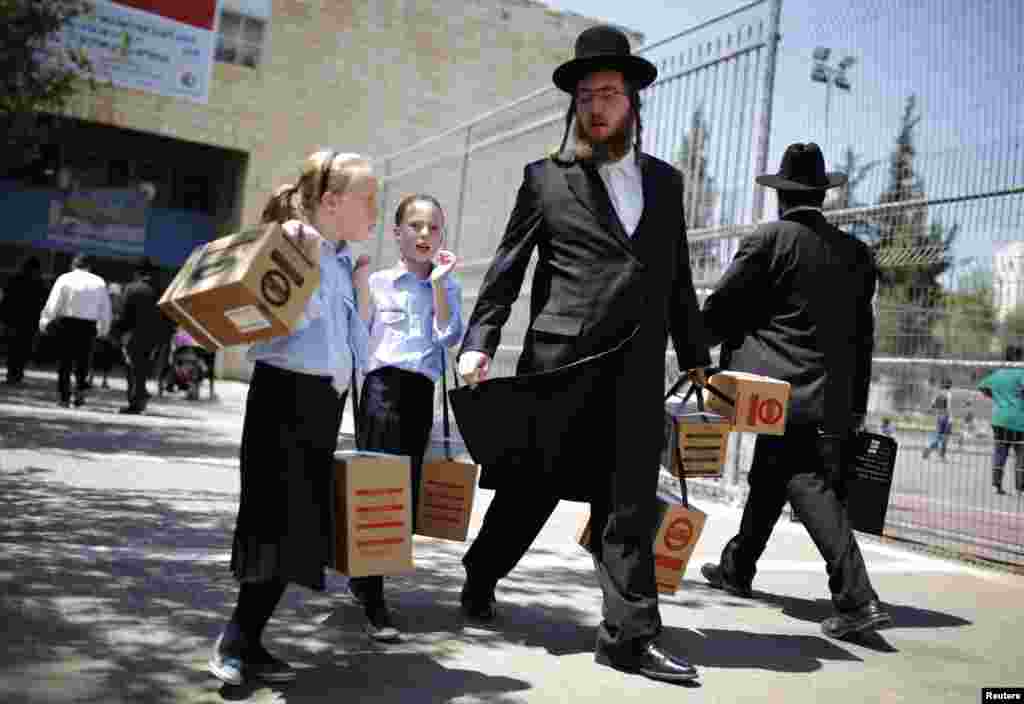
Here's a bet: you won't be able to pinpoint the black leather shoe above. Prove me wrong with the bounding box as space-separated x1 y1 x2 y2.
596 642 698 683
119 405 145 415
459 581 496 622
822 599 892 638
701 563 753 598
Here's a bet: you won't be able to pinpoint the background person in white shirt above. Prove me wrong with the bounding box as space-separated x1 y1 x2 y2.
39 254 112 407
347 193 462 642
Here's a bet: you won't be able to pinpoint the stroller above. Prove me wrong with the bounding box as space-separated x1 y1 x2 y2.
162 328 209 400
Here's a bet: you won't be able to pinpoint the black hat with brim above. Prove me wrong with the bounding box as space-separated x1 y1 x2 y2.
553 25 657 93
755 142 848 191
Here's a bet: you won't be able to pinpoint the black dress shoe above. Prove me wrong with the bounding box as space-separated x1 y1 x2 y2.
459 581 497 622
596 642 699 683
821 599 892 638
701 563 753 598
119 405 145 415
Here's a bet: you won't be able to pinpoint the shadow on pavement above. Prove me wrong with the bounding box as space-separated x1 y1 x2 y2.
659 626 860 672
0 466 576 702
0 377 241 462
217 653 530 703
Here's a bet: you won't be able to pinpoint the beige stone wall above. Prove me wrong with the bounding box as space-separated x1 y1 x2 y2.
60 0 638 229
58 0 641 379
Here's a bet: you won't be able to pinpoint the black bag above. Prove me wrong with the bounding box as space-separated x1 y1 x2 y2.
844 431 898 536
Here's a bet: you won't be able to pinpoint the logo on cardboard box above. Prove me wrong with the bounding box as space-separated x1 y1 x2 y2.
664 516 694 551
746 393 784 427
261 270 291 306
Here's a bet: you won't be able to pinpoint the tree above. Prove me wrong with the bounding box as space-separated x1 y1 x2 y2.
1 0 93 178
824 145 879 211
1004 304 1024 348
676 106 720 282
863 95 957 357
932 287 997 360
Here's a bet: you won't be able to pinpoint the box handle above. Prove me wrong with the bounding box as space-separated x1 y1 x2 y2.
664 368 735 410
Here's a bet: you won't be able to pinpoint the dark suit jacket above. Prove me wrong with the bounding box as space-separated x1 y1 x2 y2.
702 208 877 433
113 277 173 351
1 272 47 330
458 154 710 497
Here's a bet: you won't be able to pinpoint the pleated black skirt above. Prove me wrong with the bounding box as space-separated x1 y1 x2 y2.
230 361 344 591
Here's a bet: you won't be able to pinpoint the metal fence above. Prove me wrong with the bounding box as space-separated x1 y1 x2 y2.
356 0 1024 570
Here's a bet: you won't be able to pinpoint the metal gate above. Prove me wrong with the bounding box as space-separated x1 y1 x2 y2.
363 0 1024 570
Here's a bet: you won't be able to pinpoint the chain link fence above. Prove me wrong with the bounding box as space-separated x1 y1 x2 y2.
353 0 1024 569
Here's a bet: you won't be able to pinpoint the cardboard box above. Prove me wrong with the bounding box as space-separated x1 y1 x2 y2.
705 371 791 435
158 222 320 351
415 459 479 542
673 411 730 478
333 451 414 578
577 491 707 595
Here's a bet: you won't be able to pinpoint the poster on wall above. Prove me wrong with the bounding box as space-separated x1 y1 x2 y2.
45 188 153 257
48 0 221 104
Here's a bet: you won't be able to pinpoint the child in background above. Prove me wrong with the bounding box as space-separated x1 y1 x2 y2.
347 193 462 642
208 150 375 686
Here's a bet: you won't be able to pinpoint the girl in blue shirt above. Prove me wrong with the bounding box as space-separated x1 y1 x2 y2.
209 150 374 686
348 193 463 642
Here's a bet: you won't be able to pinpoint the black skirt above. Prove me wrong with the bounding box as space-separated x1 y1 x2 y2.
356 366 435 527
230 361 344 591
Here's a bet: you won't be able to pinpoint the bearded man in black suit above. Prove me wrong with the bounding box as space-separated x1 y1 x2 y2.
455 25 710 684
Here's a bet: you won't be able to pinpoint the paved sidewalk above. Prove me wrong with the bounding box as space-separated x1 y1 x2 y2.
1 371 1023 703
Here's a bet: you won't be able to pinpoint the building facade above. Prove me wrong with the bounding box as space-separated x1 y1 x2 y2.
1 0 624 378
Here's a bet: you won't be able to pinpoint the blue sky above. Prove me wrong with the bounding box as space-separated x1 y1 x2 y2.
540 0 1023 265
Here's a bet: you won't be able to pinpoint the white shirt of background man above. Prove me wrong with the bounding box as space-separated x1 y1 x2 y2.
598 148 644 237
40 268 113 337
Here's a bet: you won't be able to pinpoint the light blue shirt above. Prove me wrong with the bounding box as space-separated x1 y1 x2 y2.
248 221 369 396
366 262 464 383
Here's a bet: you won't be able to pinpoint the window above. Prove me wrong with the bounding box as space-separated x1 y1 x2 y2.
216 10 266 68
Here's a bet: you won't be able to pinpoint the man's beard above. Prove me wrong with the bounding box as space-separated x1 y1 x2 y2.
573 114 634 164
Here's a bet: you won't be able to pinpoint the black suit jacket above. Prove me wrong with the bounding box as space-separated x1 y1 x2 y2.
113 277 173 350
457 154 709 497
702 209 877 433
462 154 708 373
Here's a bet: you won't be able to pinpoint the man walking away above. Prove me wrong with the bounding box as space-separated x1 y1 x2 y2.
698 143 892 640
39 254 112 408
112 258 172 414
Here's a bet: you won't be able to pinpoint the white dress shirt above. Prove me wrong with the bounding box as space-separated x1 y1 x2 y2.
598 149 644 237
40 268 113 337
366 262 463 383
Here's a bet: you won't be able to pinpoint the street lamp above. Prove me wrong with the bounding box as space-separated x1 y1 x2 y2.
811 47 856 145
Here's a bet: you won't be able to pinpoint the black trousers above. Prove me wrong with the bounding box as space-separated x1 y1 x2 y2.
126 342 158 408
720 425 878 612
54 318 97 402
5 325 36 381
462 338 664 660
349 366 435 604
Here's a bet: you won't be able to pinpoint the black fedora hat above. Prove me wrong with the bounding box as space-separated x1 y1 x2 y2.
552 25 657 93
755 142 848 191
